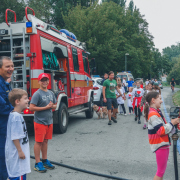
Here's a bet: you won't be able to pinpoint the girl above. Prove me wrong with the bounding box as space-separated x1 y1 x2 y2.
144 92 179 180
154 82 161 94
131 81 144 124
116 83 127 116
126 87 133 114
141 83 153 129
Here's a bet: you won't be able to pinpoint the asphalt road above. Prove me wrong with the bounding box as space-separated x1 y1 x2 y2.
27 87 180 180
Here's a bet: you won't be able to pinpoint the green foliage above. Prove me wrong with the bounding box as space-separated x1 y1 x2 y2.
167 56 180 84
63 1 154 76
0 0 25 23
163 43 180 61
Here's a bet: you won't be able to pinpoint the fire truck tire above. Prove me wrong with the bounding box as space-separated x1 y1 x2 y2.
85 97 94 119
54 102 69 134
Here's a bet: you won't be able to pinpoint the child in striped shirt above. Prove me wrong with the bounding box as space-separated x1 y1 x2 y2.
144 91 179 180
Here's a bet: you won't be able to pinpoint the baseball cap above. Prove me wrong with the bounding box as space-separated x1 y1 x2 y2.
38 73 49 81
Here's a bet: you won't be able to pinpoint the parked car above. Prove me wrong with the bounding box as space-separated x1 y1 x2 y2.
92 78 103 106
158 81 163 89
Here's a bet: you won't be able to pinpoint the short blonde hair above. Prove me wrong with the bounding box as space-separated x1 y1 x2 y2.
8 88 28 107
129 87 133 91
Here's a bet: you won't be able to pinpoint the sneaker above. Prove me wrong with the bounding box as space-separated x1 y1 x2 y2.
108 120 112 125
124 114 127 116
111 117 117 123
135 117 137 121
34 162 47 173
129 113 131 115
143 124 147 129
138 120 141 124
43 159 55 170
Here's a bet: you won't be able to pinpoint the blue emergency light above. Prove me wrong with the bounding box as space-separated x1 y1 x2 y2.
26 22 32 27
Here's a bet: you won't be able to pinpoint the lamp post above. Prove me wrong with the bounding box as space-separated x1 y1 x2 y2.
150 61 153 80
125 53 129 72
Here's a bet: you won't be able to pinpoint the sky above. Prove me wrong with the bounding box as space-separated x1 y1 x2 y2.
99 0 180 53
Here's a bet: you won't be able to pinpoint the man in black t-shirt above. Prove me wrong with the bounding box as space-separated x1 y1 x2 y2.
170 78 176 92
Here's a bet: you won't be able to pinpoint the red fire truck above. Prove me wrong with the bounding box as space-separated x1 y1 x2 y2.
0 7 94 134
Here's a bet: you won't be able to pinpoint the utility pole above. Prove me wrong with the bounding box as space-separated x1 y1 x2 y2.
125 53 129 71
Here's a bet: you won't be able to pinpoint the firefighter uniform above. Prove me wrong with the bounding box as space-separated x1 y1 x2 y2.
0 75 13 180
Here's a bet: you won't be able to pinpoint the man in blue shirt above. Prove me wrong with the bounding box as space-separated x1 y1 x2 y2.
127 78 134 91
0 56 14 180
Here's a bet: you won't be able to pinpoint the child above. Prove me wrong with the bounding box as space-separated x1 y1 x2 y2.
154 82 161 94
141 82 153 129
116 83 127 116
131 81 144 124
29 73 57 173
126 87 133 114
6 88 31 180
144 91 179 180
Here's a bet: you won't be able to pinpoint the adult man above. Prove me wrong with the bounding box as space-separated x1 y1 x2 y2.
0 56 14 180
126 78 134 91
170 78 176 92
103 71 122 125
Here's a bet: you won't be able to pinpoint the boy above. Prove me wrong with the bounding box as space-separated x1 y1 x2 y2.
6 88 31 180
29 73 56 173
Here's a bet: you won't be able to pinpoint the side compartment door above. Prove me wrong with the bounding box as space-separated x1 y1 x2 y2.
71 47 82 106
82 51 92 103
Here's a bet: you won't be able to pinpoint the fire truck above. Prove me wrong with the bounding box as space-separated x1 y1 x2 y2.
0 7 94 134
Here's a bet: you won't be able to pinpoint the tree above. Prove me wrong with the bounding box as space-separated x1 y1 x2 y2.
63 1 154 77
0 0 25 23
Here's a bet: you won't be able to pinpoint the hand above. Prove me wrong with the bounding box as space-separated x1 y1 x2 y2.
139 106 142 109
171 118 180 125
46 101 53 109
103 98 107 103
18 150 25 159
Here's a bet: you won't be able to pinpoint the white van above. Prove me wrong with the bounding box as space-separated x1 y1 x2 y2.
116 71 134 86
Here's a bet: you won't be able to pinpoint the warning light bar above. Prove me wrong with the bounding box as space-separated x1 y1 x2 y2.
26 22 32 33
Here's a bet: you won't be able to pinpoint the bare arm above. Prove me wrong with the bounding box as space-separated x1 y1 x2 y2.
13 139 25 159
103 86 106 99
29 102 53 111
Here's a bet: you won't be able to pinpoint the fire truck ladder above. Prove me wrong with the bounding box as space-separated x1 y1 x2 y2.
10 28 30 91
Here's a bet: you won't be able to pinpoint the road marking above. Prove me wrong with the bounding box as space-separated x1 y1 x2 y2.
161 93 180 154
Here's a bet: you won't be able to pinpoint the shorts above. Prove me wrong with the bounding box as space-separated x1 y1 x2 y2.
9 174 26 180
34 122 53 142
107 98 118 110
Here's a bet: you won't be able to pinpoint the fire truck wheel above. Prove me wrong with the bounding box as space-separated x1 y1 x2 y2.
85 97 94 119
55 102 69 134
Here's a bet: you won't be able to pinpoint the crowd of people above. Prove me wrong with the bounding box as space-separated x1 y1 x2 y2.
0 55 179 180
102 71 180 180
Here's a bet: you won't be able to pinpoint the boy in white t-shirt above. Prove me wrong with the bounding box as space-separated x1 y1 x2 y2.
126 87 133 114
6 88 31 180
116 83 127 115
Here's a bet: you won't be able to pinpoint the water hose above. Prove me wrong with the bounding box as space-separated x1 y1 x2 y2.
30 156 131 180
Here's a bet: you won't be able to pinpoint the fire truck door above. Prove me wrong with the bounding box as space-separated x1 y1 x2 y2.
72 47 82 106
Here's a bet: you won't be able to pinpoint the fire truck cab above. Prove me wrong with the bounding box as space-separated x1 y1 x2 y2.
0 7 94 134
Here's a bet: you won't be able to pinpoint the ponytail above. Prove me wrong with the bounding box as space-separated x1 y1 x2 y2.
144 91 160 121
144 102 149 121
